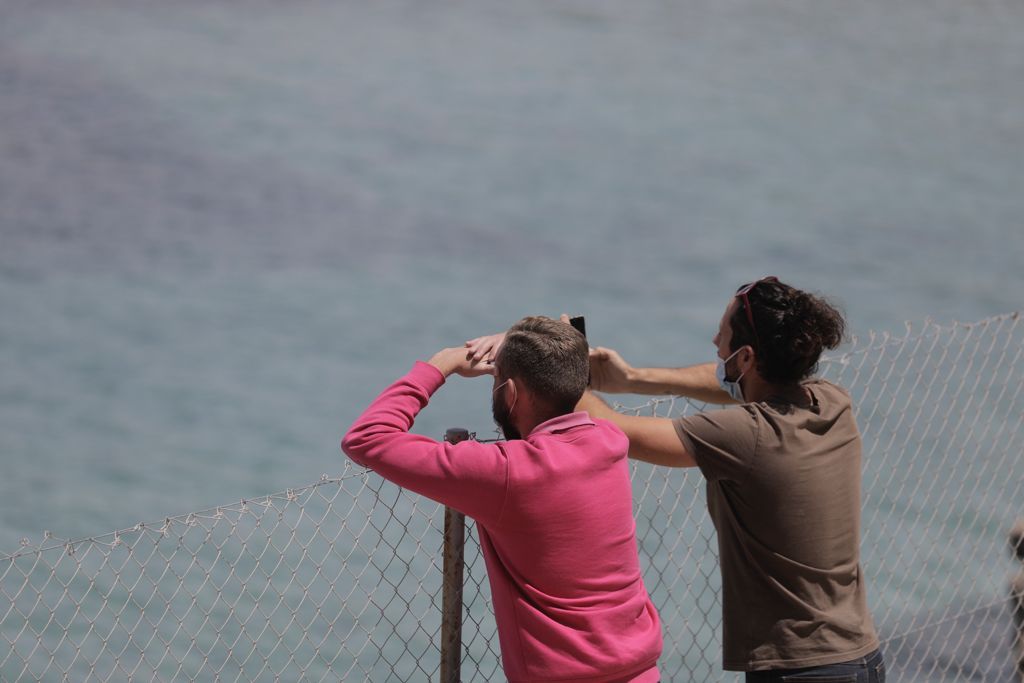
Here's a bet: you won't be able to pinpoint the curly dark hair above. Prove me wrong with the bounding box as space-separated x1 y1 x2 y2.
728 278 846 384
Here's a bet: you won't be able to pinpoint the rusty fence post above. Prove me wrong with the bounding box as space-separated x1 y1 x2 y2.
440 428 470 683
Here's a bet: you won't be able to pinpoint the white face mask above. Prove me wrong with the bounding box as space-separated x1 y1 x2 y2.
715 348 746 402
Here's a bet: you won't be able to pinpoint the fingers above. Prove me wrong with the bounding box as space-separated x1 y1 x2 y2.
472 359 497 377
465 333 505 362
463 346 496 372
465 338 491 362
457 348 496 378
559 313 571 324
471 346 495 363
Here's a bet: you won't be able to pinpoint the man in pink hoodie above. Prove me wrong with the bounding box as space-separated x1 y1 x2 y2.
342 316 662 683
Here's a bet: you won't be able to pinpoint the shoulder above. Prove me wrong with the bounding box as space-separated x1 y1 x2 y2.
803 377 847 393
674 404 761 448
677 404 760 430
674 405 761 480
591 415 626 435
802 378 853 407
587 417 631 450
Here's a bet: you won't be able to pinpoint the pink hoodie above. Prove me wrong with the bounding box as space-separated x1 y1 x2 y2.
342 362 662 683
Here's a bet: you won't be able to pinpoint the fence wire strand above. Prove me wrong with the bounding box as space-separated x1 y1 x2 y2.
3 313 1022 681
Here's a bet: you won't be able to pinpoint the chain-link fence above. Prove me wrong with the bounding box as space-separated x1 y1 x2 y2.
3 313 1022 681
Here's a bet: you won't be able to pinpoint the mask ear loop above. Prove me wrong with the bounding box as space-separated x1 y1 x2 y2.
736 347 750 384
721 347 741 381
507 380 518 417
493 379 519 417
723 346 751 385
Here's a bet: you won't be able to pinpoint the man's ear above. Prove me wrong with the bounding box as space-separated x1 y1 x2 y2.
737 345 757 374
505 378 520 412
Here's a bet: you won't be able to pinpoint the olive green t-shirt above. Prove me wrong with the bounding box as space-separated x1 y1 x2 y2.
674 379 879 672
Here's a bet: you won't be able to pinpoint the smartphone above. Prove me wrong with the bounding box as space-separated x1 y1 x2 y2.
569 316 586 339
569 316 591 385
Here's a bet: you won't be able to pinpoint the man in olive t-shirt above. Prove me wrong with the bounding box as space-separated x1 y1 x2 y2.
675 379 878 671
568 277 885 681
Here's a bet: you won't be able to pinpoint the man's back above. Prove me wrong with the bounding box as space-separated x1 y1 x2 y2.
476 412 661 682
675 378 878 671
343 362 662 683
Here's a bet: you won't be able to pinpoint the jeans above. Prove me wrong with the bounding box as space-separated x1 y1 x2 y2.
744 649 885 683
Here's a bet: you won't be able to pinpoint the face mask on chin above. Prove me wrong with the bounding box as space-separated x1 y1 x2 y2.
492 379 521 440
715 347 747 402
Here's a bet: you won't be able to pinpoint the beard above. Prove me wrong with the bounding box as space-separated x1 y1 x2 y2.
491 388 521 441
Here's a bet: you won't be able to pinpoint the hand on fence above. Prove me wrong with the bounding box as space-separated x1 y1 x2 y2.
429 346 496 378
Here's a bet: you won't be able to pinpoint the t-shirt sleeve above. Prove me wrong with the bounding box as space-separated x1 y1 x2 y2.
673 406 760 483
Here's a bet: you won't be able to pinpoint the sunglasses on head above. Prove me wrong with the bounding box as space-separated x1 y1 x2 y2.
735 276 779 349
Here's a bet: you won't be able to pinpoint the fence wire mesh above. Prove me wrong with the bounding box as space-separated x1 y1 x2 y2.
3 313 1022 681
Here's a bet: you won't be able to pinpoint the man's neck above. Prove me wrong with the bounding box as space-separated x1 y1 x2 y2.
514 407 563 439
743 376 809 406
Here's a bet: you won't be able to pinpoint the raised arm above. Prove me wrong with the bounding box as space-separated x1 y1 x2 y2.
589 347 735 404
468 325 735 405
577 390 696 468
341 349 504 523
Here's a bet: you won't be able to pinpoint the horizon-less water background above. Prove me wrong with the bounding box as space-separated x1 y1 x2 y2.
1 0 1022 678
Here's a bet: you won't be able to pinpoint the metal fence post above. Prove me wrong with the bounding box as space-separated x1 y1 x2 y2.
440 428 470 683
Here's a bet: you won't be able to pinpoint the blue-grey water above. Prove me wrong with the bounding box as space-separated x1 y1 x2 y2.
1 0 1023 678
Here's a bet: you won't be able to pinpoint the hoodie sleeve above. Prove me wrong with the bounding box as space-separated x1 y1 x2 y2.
341 361 508 525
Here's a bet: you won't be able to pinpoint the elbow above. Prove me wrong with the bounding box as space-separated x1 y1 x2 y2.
342 419 405 465
341 423 386 466
340 429 363 460
341 436 370 469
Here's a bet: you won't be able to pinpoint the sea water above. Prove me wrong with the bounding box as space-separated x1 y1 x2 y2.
1 0 1022 678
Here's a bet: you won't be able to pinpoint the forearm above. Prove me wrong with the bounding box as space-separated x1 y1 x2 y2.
628 363 735 404
577 390 619 421
341 362 507 521
577 390 696 467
